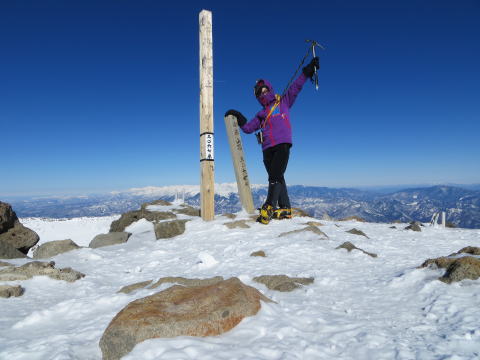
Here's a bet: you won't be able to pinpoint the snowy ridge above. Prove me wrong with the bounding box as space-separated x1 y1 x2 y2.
3 210 480 359
114 183 266 198
8 185 480 228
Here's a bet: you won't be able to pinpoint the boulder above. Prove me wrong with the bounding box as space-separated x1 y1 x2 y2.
420 246 480 283
154 220 189 240
0 241 27 259
89 232 131 249
99 277 273 360
33 239 81 259
224 220 250 229
389 226 397 229
0 261 85 282
148 276 224 290
250 250 266 257
339 216 366 222
0 285 24 298
346 228 369 238
439 257 480 284
405 222 422 232
118 280 153 294
0 201 18 234
335 241 377 258
253 275 314 292
0 222 39 254
419 256 456 269
279 225 328 239
110 209 176 233
173 205 200 217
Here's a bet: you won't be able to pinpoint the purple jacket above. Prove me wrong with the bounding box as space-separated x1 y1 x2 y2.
241 73 308 151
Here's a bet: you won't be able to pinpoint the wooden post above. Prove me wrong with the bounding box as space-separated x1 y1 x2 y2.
224 115 256 214
199 10 214 221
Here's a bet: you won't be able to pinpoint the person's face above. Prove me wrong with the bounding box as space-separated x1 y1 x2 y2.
254 80 270 97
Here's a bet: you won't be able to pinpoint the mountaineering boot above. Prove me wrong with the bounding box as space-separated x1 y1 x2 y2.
273 208 292 220
257 204 274 225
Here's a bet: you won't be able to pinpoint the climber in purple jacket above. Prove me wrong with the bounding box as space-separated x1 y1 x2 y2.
225 57 319 224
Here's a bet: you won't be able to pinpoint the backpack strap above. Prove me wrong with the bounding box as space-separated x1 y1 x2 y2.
261 94 281 130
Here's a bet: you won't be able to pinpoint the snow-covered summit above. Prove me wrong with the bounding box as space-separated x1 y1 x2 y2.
3 206 480 359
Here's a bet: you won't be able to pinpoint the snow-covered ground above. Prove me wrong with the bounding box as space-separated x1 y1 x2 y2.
2 209 480 360
21 216 120 249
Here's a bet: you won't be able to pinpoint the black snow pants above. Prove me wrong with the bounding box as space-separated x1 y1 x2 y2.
263 143 291 209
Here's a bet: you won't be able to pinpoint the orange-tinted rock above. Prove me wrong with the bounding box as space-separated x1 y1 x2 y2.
100 277 273 360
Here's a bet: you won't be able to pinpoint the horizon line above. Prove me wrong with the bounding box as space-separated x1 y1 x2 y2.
1 182 479 199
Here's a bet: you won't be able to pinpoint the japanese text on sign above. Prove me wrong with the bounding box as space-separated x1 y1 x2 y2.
205 133 214 160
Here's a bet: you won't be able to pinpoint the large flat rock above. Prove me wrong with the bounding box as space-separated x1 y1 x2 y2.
100 277 273 360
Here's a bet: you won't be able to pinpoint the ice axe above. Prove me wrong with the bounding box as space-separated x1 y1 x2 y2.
306 39 325 90
281 39 325 96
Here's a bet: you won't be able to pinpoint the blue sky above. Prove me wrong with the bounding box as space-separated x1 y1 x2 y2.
1 0 479 196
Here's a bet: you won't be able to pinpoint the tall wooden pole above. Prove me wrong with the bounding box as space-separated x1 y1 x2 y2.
199 10 214 221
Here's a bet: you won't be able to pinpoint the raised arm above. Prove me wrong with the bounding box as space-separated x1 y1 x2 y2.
283 73 308 109
283 57 319 108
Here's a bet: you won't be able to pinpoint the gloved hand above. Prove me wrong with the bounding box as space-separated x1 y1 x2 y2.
225 109 247 127
302 56 319 79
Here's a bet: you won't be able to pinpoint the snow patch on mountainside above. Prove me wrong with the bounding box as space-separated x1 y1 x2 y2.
115 183 266 198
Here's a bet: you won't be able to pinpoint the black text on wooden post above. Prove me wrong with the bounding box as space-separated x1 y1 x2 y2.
224 115 255 214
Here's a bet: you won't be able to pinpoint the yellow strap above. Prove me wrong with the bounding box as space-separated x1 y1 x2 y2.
262 94 281 129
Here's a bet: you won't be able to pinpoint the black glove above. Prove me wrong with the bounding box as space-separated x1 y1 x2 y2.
225 109 247 127
302 56 319 79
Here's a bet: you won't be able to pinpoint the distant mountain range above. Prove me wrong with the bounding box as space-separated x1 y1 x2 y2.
4 184 480 229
